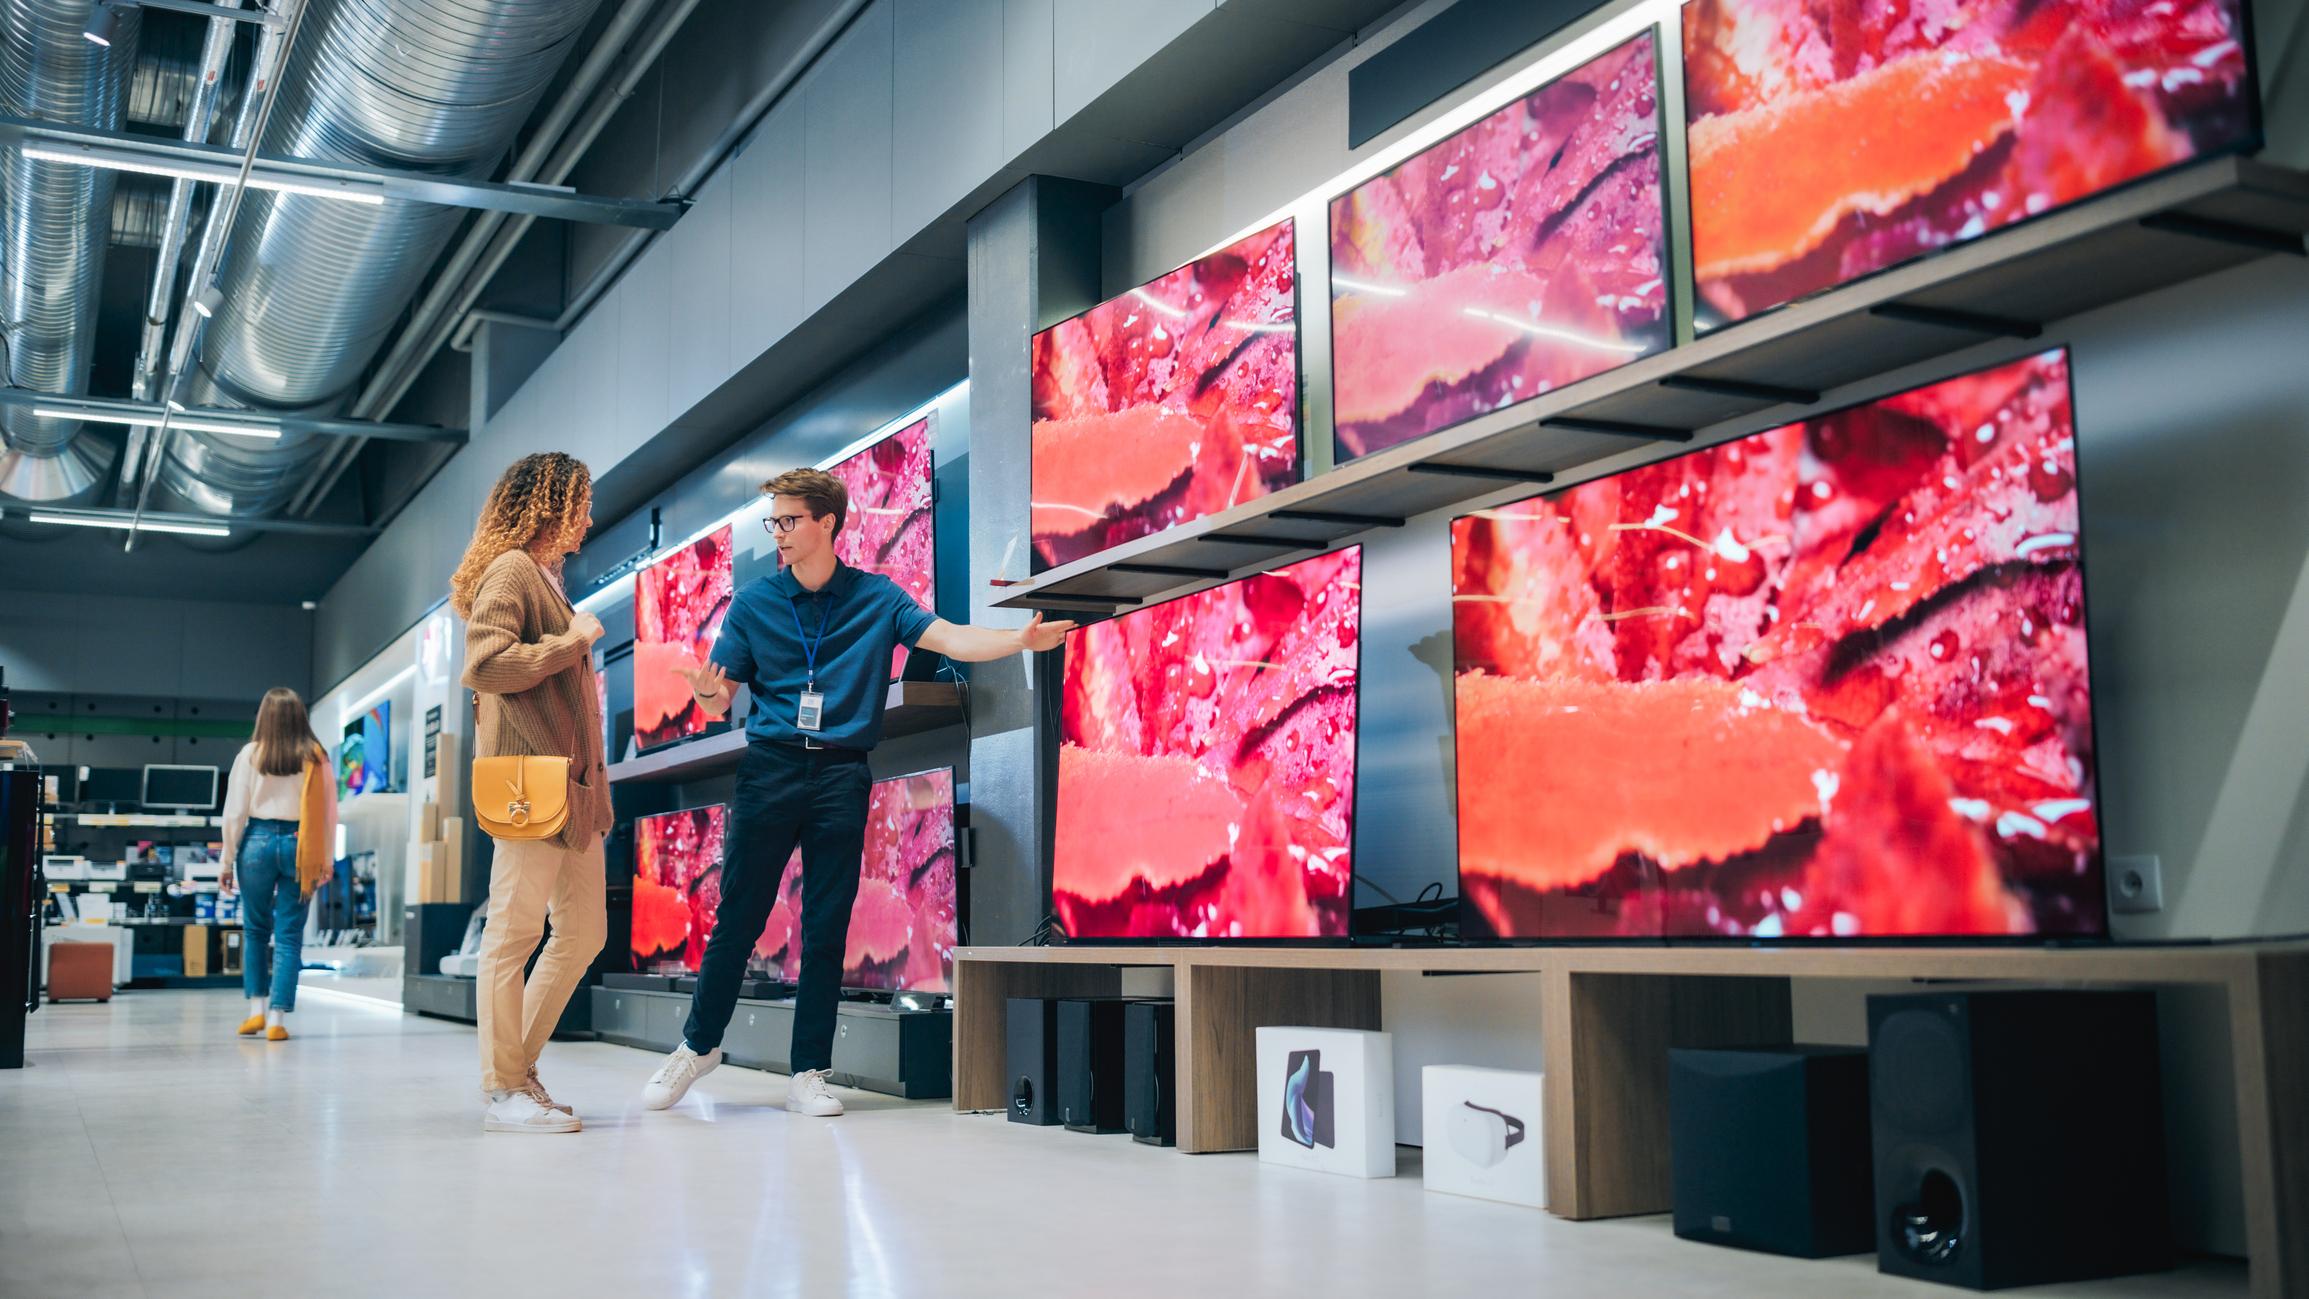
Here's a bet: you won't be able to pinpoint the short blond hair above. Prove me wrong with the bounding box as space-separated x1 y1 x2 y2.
762 467 847 538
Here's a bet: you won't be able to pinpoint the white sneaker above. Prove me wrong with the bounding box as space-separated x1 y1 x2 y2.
484 1089 581 1133
641 1043 721 1110
784 1068 844 1117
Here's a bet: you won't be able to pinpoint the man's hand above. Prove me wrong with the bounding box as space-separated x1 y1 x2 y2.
675 660 732 717
1019 611 1076 654
570 611 606 644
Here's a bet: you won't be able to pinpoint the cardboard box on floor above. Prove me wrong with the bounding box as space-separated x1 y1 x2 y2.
442 817 464 904
433 732 462 822
419 800 441 843
183 924 208 978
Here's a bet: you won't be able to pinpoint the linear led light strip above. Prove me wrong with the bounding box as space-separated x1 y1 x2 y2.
20 144 386 205
31 405 281 439
19 511 229 537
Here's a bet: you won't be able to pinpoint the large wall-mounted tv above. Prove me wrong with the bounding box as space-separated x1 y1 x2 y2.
1054 548 1363 940
1452 349 2102 940
634 525 734 752
800 416 936 681
1031 218 1298 572
761 767 960 992
1329 32 1668 462
1684 0 2256 326
631 804 727 976
339 701 388 799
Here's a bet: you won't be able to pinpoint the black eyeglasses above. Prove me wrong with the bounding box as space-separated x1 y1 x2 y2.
762 513 815 535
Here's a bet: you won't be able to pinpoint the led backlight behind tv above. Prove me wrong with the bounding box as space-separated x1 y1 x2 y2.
1451 349 2104 940
1054 548 1363 940
634 526 734 751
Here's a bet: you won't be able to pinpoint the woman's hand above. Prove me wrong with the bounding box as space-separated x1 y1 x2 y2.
319 862 335 887
218 865 233 891
570 611 605 643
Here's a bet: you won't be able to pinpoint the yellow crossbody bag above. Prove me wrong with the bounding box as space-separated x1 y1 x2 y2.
470 755 570 841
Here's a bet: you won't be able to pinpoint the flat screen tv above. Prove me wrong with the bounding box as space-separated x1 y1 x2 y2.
141 765 219 811
1030 218 1298 572
1451 349 2103 940
1328 32 1668 462
760 767 960 992
634 525 734 751
630 804 727 975
338 702 388 798
798 416 936 681
1054 548 1363 940
1684 0 2257 327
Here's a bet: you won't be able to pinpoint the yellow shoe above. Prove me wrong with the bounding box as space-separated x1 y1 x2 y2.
238 1015 266 1036
266 1025 290 1041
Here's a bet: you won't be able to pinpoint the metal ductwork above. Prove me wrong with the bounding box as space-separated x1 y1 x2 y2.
0 0 140 503
158 0 604 520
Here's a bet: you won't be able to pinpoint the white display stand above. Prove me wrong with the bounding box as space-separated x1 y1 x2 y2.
42 925 133 987
1255 1026 1394 1179
1422 1065 1546 1208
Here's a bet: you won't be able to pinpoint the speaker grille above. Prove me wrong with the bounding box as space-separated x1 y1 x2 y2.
1874 1009 1966 1133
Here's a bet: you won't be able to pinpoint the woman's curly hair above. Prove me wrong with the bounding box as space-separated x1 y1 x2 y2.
449 452 592 618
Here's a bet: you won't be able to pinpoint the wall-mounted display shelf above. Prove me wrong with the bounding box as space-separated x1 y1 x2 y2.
998 158 2309 615
63 814 222 827
952 940 2309 1299
606 682 965 785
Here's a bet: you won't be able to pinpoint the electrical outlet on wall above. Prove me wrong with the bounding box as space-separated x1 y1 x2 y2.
2109 855 2164 914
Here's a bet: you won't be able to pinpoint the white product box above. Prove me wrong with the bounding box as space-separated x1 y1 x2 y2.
84 861 128 882
42 856 88 880
1256 1026 1395 1179
1422 1065 1546 1208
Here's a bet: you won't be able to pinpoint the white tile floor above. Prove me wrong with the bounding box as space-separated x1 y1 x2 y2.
0 989 2250 1299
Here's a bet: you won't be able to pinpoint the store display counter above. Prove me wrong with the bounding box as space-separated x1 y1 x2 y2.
951 940 2307 1298
591 984 951 1099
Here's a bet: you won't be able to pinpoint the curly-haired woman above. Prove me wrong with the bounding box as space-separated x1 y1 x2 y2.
449 452 610 1133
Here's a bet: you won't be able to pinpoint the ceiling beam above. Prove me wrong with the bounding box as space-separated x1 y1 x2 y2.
0 115 682 230
0 388 464 444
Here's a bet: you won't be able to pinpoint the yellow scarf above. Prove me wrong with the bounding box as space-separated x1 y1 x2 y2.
296 757 331 898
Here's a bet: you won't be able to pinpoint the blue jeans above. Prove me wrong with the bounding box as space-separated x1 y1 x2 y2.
238 819 309 1010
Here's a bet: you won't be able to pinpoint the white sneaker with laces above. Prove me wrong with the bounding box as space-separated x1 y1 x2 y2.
641 1043 721 1110
484 1089 581 1133
784 1068 844 1117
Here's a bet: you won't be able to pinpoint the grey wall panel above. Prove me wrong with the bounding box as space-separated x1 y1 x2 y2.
801 0 895 314
0 594 80 693
563 293 620 471
615 241 674 441
667 167 735 415
893 0 1005 239
0 592 310 698
179 600 314 700
1052 0 1212 124
731 96 806 365
1001 0 1054 157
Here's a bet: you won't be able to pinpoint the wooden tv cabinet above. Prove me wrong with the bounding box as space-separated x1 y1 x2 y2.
952 940 2308 1298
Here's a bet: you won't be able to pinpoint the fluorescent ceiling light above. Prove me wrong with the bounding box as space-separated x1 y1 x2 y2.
20 145 386 205
31 406 282 438
26 512 231 538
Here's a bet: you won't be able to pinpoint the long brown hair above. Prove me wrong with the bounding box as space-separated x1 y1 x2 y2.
251 688 322 777
449 452 592 618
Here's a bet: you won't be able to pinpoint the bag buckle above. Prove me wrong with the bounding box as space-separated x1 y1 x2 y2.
507 800 530 826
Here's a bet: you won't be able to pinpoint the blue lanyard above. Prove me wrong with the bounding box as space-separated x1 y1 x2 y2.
788 590 832 687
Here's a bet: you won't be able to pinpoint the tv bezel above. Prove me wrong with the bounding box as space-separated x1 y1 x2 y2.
1324 28 1670 465
1027 215 1304 569
1051 545 1366 947
140 764 219 811
1444 347 2112 946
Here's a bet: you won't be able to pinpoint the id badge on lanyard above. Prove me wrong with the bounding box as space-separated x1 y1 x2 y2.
791 591 832 732
796 688 825 731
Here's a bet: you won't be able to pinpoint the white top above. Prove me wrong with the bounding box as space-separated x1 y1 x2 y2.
221 742 339 869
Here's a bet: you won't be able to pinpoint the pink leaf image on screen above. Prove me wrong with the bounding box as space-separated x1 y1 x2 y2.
794 417 934 680
631 805 727 974
634 526 734 750
1031 218 1297 572
1054 548 1361 939
1451 350 2100 940
1329 33 1667 462
1684 0 2254 325
759 769 959 991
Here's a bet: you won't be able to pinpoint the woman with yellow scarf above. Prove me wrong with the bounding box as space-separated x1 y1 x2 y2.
220 688 339 1040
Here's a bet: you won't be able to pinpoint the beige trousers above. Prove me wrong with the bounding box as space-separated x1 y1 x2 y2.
475 834 606 1091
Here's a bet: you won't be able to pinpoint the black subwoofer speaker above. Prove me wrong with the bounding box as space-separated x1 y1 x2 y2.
1006 998 1061 1126
1670 1044 1874 1258
1058 998 1152 1134
1124 1000 1176 1147
1867 989 2170 1290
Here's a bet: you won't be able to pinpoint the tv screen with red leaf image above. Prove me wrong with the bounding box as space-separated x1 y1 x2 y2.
1031 218 1297 573
788 417 935 680
760 768 960 992
1685 0 2256 326
631 805 727 975
634 526 734 751
1055 548 1362 940
1452 350 2103 940
1329 32 1668 462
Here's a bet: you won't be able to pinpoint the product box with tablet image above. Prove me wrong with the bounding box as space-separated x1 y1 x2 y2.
1256 1026 1393 1179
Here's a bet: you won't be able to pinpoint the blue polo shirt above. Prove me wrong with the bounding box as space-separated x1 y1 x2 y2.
709 561 938 750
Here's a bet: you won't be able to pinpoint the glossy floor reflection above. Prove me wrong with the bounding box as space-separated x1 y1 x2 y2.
2 990 2248 1299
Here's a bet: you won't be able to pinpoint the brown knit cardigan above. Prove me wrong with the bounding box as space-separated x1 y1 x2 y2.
461 549 611 849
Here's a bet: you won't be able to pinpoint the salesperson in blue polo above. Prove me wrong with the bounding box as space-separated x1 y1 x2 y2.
638 466 1073 1117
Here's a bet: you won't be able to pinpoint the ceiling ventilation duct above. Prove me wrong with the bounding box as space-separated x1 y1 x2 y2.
159 0 604 521
0 0 141 503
